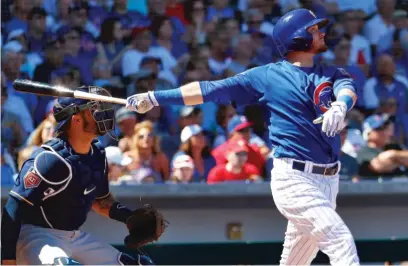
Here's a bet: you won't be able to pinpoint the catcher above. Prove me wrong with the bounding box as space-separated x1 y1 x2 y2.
1 87 166 265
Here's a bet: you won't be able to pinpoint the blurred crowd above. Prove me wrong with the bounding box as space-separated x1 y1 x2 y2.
1 0 408 186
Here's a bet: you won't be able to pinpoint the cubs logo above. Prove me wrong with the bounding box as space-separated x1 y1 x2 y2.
23 168 42 189
313 81 334 113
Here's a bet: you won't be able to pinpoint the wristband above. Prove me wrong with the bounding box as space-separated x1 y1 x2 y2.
109 202 132 224
337 94 353 111
153 88 184 105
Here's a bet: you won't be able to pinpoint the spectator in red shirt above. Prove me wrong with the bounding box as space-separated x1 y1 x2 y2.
208 138 261 184
211 115 265 173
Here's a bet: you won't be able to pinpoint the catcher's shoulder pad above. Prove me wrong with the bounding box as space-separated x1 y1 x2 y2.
34 147 72 185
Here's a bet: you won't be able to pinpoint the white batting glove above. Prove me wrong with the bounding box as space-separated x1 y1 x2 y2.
126 91 157 114
321 101 347 137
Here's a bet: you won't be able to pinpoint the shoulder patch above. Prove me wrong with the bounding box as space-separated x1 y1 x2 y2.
23 167 42 189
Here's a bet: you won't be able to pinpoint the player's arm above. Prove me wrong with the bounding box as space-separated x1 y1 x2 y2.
1 159 42 264
92 193 132 223
1 197 21 265
333 69 358 111
126 67 266 113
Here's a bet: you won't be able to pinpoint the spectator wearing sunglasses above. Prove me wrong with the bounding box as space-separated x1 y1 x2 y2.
126 121 170 181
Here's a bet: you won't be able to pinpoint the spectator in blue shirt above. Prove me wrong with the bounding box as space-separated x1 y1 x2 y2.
1 146 16 186
4 0 33 35
362 54 408 144
26 7 49 53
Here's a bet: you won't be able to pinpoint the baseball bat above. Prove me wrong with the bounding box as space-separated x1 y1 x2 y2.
313 116 323 124
12 79 127 105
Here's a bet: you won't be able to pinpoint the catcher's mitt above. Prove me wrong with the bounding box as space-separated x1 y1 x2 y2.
124 204 168 249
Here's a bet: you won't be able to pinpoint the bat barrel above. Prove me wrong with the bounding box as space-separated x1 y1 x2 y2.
13 79 74 97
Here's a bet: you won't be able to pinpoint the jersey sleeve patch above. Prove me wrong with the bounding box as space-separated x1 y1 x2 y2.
23 167 42 189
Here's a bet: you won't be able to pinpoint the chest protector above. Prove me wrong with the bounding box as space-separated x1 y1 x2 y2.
35 138 107 208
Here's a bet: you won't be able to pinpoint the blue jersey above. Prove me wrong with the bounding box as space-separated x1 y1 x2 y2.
8 138 109 230
199 60 356 163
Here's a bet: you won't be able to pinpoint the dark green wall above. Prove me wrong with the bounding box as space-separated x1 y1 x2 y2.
115 239 408 265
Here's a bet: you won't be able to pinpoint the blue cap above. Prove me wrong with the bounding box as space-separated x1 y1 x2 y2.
227 115 253 135
362 114 391 134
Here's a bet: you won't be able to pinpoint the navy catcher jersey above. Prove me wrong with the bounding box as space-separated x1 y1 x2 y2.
199 60 356 163
9 138 110 230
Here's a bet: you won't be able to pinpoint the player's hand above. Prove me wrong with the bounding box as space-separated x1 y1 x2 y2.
126 92 156 114
321 101 347 137
2 259 17 265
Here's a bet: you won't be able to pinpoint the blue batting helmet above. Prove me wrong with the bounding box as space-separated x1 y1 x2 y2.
272 8 329 57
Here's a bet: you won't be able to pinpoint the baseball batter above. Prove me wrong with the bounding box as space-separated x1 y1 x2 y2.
1 87 165 265
126 9 359 266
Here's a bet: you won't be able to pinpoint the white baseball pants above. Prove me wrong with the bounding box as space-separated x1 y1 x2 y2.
16 224 122 265
271 158 360 266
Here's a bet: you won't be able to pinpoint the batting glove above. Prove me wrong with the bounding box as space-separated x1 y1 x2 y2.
321 101 347 137
126 91 157 114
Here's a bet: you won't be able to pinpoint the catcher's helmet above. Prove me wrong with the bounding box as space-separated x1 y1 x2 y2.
272 8 329 57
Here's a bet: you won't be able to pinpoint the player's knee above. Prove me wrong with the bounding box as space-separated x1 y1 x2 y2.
312 221 352 242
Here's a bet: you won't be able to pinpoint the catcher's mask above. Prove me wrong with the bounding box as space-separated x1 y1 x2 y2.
53 86 117 139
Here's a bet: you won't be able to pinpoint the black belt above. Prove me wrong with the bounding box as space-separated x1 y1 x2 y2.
292 161 339 176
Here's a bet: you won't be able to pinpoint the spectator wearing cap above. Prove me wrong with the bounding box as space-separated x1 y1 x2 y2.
105 146 133 184
57 26 94 85
4 0 34 35
122 26 153 77
26 7 49 53
362 54 408 145
96 17 126 76
214 114 268 154
356 114 408 178
364 0 396 46
212 115 266 174
172 124 216 182
126 121 170 180
177 106 202 131
208 138 261 184
115 107 138 152
1 80 29 159
168 154 195 183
